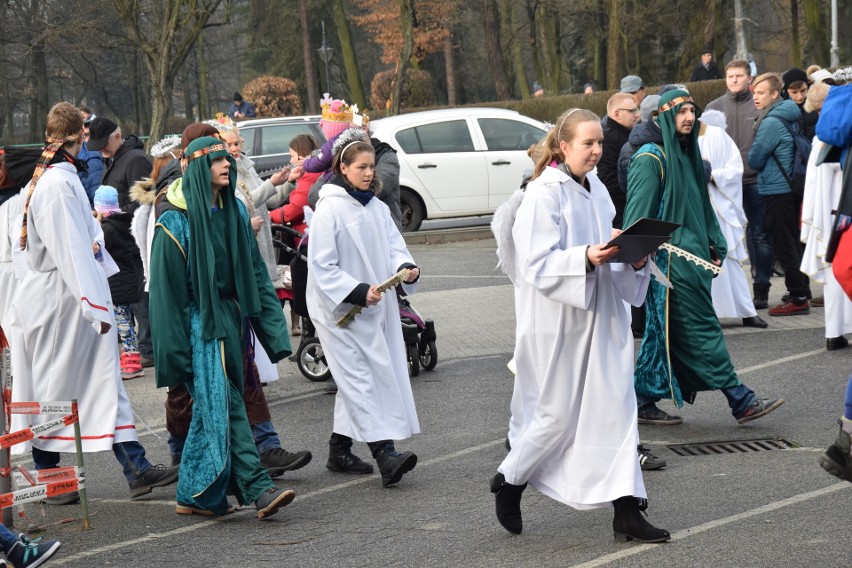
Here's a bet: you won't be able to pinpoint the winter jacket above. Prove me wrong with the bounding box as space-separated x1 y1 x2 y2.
599 116 632 227
617 118 664 195
101 212 144 305
689 62 722 82
748 99 802 196
77 142 104 205
270 170 320 236
706 90 760 184
102 135 152 213
372 139 403 231
227 101 256 119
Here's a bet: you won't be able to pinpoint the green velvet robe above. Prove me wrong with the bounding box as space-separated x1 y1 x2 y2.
624 142 741 406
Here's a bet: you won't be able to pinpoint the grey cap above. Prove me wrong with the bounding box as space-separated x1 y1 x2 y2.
639 95 661 124
620 75 644 93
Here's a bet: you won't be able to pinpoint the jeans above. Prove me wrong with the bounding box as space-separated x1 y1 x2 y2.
764 194 810 298
33 442 152 483
131 291 153 359
0 524 19 554
251 420 282 454
637 383 756 420
742 182 773 285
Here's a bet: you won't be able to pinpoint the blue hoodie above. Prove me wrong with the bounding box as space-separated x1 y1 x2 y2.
748 99 802 196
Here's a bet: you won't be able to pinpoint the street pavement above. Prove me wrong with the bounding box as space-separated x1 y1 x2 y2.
10 236 852 567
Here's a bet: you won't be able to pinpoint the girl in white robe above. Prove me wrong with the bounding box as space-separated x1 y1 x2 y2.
306 138 421 487
697 112 764 325
490 108 669 543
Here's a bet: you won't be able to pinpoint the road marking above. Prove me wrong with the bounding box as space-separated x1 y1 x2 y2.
735 347 825 375
569 482 851 568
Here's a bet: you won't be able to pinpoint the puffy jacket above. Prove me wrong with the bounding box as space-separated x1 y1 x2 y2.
101 212 144 305
748 99 801 196
102 135 152 212
77 142 104 205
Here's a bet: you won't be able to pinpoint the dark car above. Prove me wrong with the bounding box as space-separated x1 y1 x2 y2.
237 115 325 179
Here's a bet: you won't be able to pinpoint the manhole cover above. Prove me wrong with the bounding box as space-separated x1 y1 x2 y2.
667 438 798 457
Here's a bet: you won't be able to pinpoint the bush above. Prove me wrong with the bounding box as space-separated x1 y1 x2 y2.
370 69 436 113
242 76 303 117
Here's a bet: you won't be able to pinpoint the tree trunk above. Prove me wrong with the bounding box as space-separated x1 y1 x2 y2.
791 0 802 67
443 32 458 106
391 0 415 115
802 0 829 65
537 1 561 94
299 0 319 114
197 33 209 120
606 0 622 93
509 1 530 98
524 1 544 94
183 67 195 123
498 0 516 96
483 0 512 100
331 0 367 107
28 1 48 143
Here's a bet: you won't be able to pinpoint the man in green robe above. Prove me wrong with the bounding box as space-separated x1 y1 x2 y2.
624 90 784 425
149 136 296 518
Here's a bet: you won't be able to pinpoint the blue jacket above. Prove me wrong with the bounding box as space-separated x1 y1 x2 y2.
748 99 801 196
227 101 256 119
77 142 104 205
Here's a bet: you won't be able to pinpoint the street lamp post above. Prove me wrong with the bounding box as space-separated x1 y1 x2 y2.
317 21 333 94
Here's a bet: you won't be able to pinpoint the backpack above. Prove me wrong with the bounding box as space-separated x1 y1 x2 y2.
770 116 812 199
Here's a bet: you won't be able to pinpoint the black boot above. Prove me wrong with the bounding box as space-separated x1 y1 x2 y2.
753 283 770 310
326 433 374 474
612 496 670 543
490 473 526 534
370 441 417 487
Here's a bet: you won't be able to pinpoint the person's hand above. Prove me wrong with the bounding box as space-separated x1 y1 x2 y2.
709 245 721 266
287 163 304 183
632 255 649 269
405 268 420 283
99 322 111 334
270 167 291 186
366 286 382 306
251 216 264 232
610 228 623 239
92 241 100 256
587 243 620 266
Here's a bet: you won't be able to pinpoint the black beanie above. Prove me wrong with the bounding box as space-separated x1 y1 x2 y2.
233 92 243 102
782 68 809 91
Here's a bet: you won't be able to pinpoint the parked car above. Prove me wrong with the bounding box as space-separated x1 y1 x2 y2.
369 107 547 232
236 115 325 179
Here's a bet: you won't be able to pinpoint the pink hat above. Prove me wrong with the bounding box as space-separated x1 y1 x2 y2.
320 118 353 139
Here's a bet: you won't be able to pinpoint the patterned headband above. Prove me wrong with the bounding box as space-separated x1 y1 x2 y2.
659 96 694 113
180 143 227 173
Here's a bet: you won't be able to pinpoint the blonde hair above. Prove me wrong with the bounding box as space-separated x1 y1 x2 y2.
804 82 830 113
752 72 782 94
532 108 599 180
45 102 84 147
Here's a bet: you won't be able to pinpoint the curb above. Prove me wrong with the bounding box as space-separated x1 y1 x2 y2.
403 227 493 245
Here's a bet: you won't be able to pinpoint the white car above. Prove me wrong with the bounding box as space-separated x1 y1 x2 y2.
369 108 548 231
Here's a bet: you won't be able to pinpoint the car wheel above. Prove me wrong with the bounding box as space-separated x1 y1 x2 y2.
399 188 424 232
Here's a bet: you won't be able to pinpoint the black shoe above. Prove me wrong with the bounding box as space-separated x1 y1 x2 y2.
490 473 526 534
773 261 785 277
753 298 768 310
637 404 683 425
254 487 296 519
504 437 511 452
42 491 80 506
375 448 417 487
260 448 312 478
140 355 154 368
742 315 768 328
324 380 338 394
170 453 181 467
7 535 61 567
326 435 374 475
612 496 670 543
128 464 180 498
827 336 849 351
737 398 784 424
819 419 852 483
638 445 666 470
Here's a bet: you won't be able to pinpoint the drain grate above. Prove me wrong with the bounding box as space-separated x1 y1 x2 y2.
667 438 798 457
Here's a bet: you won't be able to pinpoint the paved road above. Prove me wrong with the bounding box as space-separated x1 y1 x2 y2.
12 237 852 567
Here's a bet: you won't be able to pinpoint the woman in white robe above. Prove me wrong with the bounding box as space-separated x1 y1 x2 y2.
490 109 668 543
800 137 852 349
307 138 421 487
698 111 764 326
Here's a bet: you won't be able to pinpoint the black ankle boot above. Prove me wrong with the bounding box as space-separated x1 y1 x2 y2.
753 283 770 310
490 472 526 534
326 433 374 474
371 441 417 487
612 496 670 543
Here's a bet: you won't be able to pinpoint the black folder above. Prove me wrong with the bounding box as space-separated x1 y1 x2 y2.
603 218 681 264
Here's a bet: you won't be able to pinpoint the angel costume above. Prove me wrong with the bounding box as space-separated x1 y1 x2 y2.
493 165 650 508
697 113 759 319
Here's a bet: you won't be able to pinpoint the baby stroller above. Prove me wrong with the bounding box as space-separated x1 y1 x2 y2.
398 294 437 377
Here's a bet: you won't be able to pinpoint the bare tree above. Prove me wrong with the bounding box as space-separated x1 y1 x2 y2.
332 0 367 107
390 0 416 115
299 0 319 114
483 0 512 100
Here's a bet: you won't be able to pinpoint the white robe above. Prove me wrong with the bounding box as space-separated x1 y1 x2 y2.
497 167 649 509
0 194 21 323
698 124 757 318
8 163 138 454
800 137 852 338
306 184 419 442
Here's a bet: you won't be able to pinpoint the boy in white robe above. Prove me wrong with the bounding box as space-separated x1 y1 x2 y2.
490 109 669 543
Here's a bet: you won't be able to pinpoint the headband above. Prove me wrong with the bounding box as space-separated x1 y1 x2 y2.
181 143 227 172
659 96 694 114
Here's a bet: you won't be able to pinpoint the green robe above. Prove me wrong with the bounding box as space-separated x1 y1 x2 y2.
624 142 741 406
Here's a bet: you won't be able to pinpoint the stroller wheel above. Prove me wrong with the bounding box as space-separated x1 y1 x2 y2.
296 338 332 382
419 340 438 371
407 342 420 377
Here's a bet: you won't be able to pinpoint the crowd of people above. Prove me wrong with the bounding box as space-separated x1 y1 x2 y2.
0 57 850 565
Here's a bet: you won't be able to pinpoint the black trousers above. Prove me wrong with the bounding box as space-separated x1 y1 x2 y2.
763 193 810 299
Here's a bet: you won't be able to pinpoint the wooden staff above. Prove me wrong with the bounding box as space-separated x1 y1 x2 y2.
337 268 411 328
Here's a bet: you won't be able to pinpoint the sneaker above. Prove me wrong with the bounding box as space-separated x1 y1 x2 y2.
42 491 80 506
6 535 61 568
819 419 852 483
737 398 785 424
637 404 683 425
120 351 144 380
768 299 809 316
638 445 667 470
128 464 180 498
827 336 849 351
255 487 296 519
259 448 312 478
